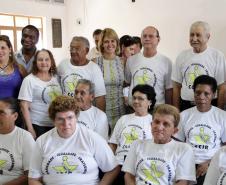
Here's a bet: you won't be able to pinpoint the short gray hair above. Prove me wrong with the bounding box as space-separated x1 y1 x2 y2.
76 79 95 94
71 36 90 50
190 21 210 35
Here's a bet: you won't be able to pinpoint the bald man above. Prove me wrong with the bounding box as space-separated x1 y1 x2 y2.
125 26 173 107
172 21 226 111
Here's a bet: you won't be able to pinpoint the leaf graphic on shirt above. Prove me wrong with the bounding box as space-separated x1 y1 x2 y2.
48 88 61 101
124 127 138 144
52 156 78 174
194 127 210 144
188 65 201 85
142 161 164 185
136 69 151 84
0 160 7 169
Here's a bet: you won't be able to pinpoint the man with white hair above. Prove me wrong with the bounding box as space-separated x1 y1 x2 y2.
57 36 106 111
172 21 226 111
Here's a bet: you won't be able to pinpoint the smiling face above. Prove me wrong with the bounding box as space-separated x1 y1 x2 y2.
151 113 178 144
36 50 52 73
70 40 88 65
190 25 209 53
102 36 117 55
0 40 11 63
132 91 151 116
21 28 38 51
54 111 77 138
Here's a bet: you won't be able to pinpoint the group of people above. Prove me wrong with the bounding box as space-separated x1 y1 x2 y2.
1 20 226 185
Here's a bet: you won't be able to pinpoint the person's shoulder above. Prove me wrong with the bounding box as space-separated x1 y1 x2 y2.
172 139 193 152
58 58 70 68
92 106 106 116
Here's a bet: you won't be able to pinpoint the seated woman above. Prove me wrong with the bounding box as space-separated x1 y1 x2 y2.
122 104 196 185
28 95 119 185
109 84 156 184
19 49 62 139
204 146 226 185
0 35 26 99
0 98 35 185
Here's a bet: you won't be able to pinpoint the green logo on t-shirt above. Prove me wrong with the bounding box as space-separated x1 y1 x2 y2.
124 127 139 144
52 156 78 174
142 161 164 185
194 127 210 144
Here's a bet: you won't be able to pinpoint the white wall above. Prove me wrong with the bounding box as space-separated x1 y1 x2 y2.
1 0 226 63
0 0 68 64
67 0 226 61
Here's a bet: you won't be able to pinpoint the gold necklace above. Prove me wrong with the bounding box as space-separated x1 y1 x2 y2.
0 63 10 75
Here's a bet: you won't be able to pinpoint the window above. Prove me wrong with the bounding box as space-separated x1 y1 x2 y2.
0 13 43 51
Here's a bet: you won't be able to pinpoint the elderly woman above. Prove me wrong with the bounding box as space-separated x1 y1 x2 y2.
0 98 35 185
122 104 196 185
0 35 26 99
109 84 156 185
94 28 125 131
204 146 226 185
19 49 62 139
28 96 119 185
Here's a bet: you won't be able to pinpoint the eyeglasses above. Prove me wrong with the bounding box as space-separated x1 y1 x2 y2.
132 96 147 101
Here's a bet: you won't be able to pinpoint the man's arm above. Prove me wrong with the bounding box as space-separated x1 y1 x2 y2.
124 172 136 185
217 83 226 109
165 88 173 105
173 81 182 110
28 178 43 185
95 95 106 112
175 180 189 185
3 171 28 185
99 166 120 185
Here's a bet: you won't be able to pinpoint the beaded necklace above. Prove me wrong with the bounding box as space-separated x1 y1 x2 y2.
0 63 9 75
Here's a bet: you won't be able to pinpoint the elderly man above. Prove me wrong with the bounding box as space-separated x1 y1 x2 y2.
86 29 102 60
175 75 226 185
74 79 109 140
57 36 106 111
15 25 39 73
125 26 173 107
172 21 226 111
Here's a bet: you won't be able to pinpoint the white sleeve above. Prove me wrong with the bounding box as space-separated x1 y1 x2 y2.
92 63 106 97
108 117 123 144
174 112 186 141
18 75 33 102
95 112 109 141
171 54 182 83
125 59 131 84
28 140 43 178
22 131 36 171
164 58 173 89
215 51 226 85
176 144 196 182
121 140 139 175
92 132 118 172
123 86 129 97
203 149 221 185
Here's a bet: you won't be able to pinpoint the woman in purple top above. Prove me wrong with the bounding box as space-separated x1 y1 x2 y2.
0 35 27 99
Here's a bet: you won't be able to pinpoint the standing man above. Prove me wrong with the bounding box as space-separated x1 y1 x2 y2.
125 26 173 106
57 36 106 111
15 25 39 73
175 75 226 185
86 29 102 60
75 79 109 140
172 21 226 111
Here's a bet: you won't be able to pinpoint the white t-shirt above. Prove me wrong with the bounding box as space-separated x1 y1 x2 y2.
109 113 152 165
0 127 35 184
18 74 62 127
204 146 226 185
172 47 226 101
86 47 101 60
175 106 226 164
122 139 196 185
29 125 118 185
57 59 106 97
77 105 109 140
125 52 172 105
